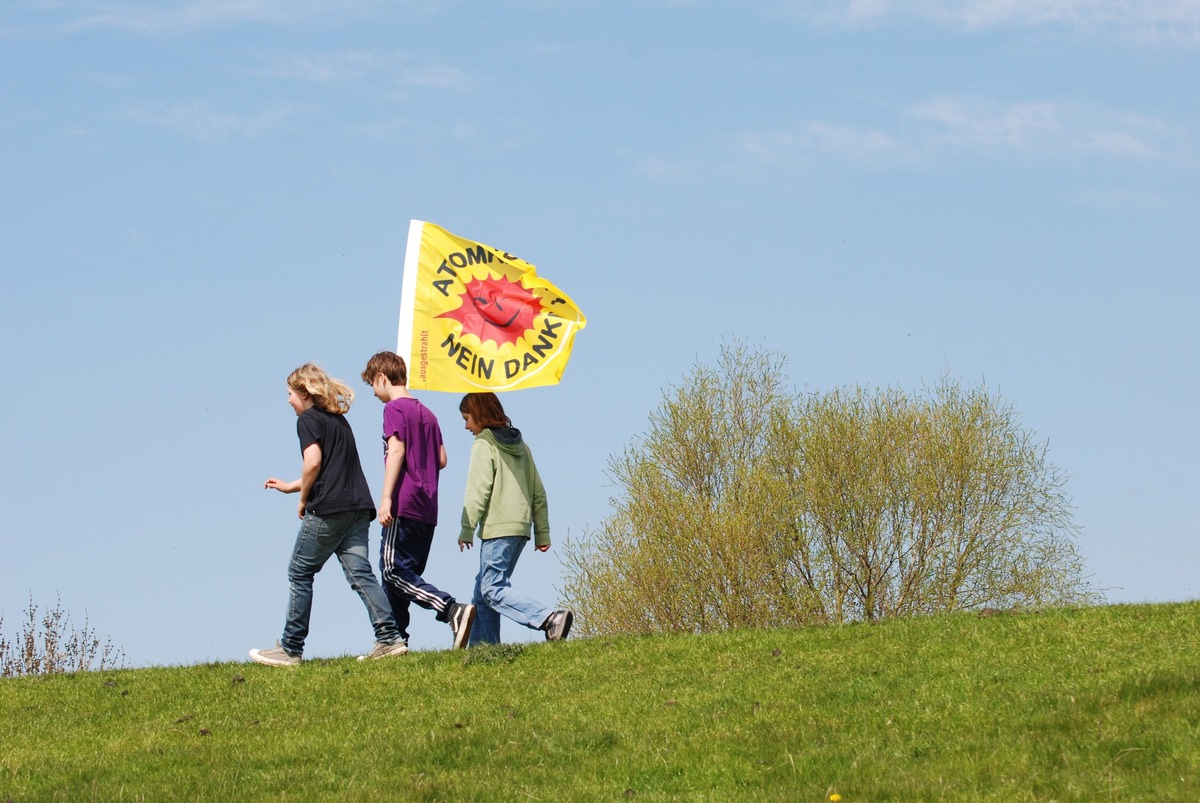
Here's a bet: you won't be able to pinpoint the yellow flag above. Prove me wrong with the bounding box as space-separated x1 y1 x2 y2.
398 220 587 392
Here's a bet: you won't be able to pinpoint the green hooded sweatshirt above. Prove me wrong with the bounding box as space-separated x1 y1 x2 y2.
458 427 550 546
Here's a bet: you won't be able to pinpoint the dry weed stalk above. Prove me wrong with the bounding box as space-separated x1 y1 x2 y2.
0 595 126 677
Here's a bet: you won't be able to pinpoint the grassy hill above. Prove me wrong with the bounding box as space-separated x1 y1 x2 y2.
2 602 1198 801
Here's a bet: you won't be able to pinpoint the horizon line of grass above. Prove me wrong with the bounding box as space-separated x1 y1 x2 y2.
3 601 1199 801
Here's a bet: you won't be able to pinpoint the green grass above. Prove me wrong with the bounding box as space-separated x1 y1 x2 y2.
3 603 1199 801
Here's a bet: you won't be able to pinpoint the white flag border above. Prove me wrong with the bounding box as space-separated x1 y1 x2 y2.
397 219 425 368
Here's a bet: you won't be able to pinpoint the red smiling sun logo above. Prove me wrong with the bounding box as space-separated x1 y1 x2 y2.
438 274 544 348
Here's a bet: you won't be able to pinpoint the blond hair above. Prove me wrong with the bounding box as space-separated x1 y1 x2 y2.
287 363 354 415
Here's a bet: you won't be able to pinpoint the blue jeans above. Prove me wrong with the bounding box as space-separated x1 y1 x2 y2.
469 536 553 646
281 509 401 656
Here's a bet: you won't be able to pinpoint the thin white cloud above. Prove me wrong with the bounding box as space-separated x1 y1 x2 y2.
637 120 900 181
41 0 1200 42
119 100 313 141
731 122 895 165
763 0 1200 40
638 96 1171 180
63 0 387 35
911 98 1063 149
909 96 1164 156
636 155 699 182
255 52 470 92
347 117 417 139
930 0 1200 33
1072 185 1173 209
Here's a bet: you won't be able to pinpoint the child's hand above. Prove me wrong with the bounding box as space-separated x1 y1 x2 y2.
264 478 299 493
535 544 550 553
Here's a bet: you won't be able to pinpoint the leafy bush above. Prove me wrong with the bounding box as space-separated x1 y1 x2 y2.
1 595 126 676
561 340 1097 636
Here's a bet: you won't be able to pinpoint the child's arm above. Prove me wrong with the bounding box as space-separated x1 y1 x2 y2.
264 478 301 494
378 434 406 527
458 440 496 547
297 442 322 520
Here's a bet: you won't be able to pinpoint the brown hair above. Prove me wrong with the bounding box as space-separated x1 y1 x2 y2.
288 363 354 415
361 351 407 386
459 392 511 429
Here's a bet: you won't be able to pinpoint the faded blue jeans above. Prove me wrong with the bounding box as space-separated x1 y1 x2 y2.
469 535 553 646
281 509 401 656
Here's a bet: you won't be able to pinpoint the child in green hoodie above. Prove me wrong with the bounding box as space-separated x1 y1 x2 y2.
457 392 573 644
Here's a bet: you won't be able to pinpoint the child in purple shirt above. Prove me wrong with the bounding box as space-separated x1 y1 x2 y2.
361 351 475 649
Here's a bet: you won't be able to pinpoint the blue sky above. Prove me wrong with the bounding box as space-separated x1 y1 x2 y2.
2 1 1197 667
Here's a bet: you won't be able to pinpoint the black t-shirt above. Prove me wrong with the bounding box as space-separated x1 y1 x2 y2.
296 407 374 516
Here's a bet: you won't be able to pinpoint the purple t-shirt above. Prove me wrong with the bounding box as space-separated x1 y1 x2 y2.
381 397 443 524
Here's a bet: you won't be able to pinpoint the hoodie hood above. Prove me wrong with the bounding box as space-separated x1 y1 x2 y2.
481 426 525 455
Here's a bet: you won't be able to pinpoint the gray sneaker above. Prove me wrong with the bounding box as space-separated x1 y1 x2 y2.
448 602 476 650
543 610 574 641
357 640 409 662
249 642 301 667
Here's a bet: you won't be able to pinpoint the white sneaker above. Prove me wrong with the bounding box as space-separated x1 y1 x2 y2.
357 641 409 662
448 603 477 650
543 610 574 641
249 642 301 667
